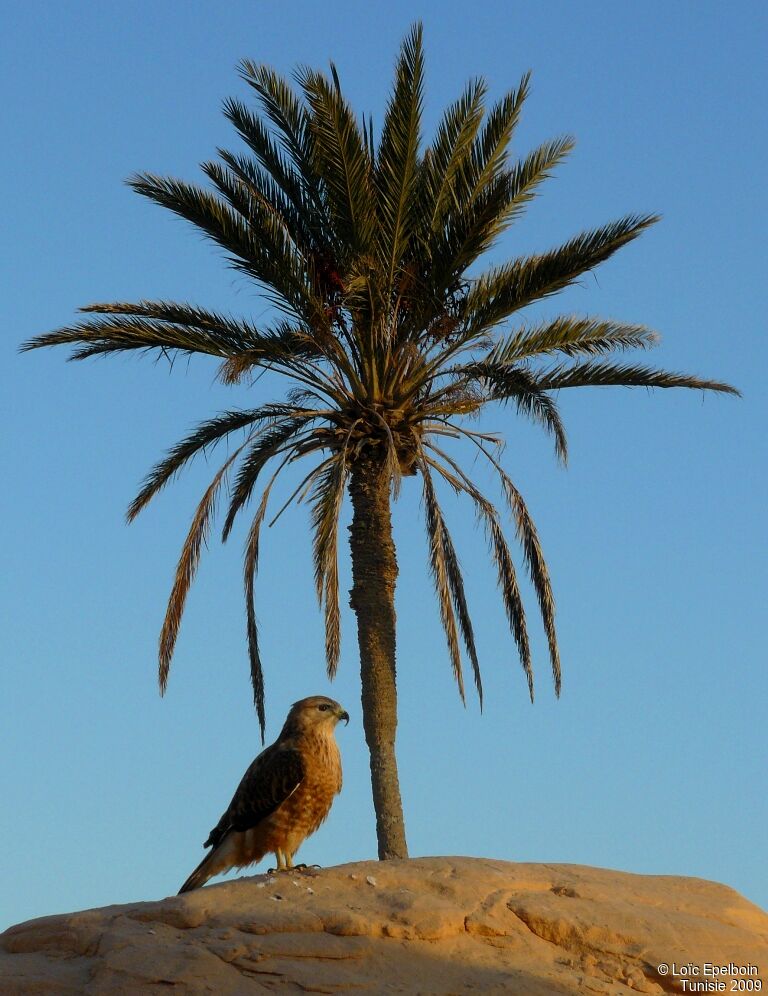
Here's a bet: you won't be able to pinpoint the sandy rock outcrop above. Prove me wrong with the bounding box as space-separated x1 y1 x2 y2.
2 857 767 994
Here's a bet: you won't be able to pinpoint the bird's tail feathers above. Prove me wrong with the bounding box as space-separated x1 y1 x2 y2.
178 829 266 894
178 849 218 894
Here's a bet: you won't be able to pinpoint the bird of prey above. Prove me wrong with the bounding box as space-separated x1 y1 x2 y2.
179 695 349 893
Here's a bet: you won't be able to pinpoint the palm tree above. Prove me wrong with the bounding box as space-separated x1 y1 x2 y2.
23 24 737 861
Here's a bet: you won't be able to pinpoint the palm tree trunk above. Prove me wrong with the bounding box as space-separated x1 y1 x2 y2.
348 453 409 860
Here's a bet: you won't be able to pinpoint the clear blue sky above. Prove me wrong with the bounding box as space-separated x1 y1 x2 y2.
2 1 766 931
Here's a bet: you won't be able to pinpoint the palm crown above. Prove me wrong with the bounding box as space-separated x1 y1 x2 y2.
23 25 736 857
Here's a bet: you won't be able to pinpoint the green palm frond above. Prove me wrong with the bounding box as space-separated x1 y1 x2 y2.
418 72 529 250
298 67 375 258
220 96 328 246
463 214 659 334
417 77 486 239
21 302 320 366
21 306 244 359
215 145 318 257
238 61 322 209
455 362 568 462
487 316 659 363
536 361 741 394
424 174 510 302
127 406 293 521
201 159 300 252
129 173 312 315
427 136 574 300
375 22 425 294
81 299 270 337
470 73 530 193
502 135 575 223
222 417 315 541
508 376 568 463
222 96 298 192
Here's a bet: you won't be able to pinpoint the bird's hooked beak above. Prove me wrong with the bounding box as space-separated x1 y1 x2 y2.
338 709 350 726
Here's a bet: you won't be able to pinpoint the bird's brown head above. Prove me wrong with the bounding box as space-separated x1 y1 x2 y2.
281 695 350 737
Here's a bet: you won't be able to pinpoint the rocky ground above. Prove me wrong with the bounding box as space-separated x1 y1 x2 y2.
2 857 767 994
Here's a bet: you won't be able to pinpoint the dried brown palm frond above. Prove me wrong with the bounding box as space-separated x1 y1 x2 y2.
310 457 348 678
159 446 246 691
419 459 466 702
421 441 534 700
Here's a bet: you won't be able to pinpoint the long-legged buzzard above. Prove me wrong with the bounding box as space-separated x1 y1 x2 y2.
179 696 348 893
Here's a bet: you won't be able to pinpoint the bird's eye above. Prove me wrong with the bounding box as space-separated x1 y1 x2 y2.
318 703 330 712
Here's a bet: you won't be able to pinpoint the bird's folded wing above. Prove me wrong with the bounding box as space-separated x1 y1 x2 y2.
204 746 304 848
